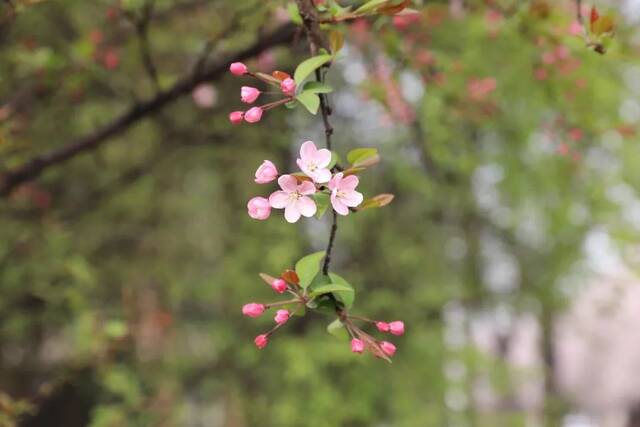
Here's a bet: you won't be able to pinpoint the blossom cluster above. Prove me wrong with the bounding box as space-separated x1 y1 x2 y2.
247 141 364 223
228 62 297 125
241 273 404 359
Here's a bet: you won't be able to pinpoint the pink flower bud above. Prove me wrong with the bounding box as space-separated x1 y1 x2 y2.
241 86 261 104
255 160 278 184
244 107 263 123
247 197 271 220
389 321 405 336
242 303 265 318
376 321 390 333
380 341 396 357
351 338 364 354
229 111 244 125
254 334 268 349
230 62 248 76
274 309 290 325
280 78 296 96
271 278 287 294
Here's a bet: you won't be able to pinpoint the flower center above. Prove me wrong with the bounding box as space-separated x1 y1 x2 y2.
307 162 318 172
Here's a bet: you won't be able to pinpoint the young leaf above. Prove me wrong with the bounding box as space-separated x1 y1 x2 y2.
302 81 334 94
328 272 355 308
354 0 389 14
347 148 379 167
328 151 340 169
327 318 349 340
309 283 354 298
287 2 303 25
359 193 395 210
296 91 320 114
293 54 332 85
259 273 278 286
272 70 291 81
313 192 331 219
281 269 300 285
295 251 326 289
329 30 344 56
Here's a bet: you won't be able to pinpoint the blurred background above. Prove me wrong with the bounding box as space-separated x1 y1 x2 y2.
1 0 640 426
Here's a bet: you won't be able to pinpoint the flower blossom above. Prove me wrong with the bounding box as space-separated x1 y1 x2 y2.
280 78 296 96
230 62 248 75
254 334 268 349
255 160 278 184
296 141 332 183
244 107 263 123
241 86 261 104
328 172 363 215
268 175 317 223
389 321 405 336
274 309 290 325
247 197 271 220
351 338 364 353
380 341 396 357
242 303 265 318
271 278 287 293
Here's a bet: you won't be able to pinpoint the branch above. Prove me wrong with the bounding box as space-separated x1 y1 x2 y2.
0 23 296 197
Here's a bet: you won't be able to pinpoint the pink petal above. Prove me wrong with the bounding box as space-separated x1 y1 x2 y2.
313 148 332 168
296 158 308 175
339 175 359 192
341 190 363 207
297 181 316 195
278 174 298 192
331 192 349 215
284 203 301 223
299 141 317 162
296 196 317 217
269 191 289 209
312 168 332 184
328 172 343 191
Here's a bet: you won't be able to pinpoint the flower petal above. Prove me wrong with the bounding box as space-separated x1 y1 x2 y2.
299 141 317 162
313 148 332 168
277 174 298 192
340 175 359 192
331 192 349 215
328 172 343 191
312 168 332 184
284 204 301 223
296 196 317 217
269 191 290 209
297 181 316 195
341 190 364 207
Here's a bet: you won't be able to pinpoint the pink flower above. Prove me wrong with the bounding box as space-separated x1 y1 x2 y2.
241 86 261 104
376 321 390 333
229 111 244 125
254 334 268 349
389 321 405 336
380 341 396 357
192 84 217 108
296 141 332 183
247 197 271 220
255 160 278 184
280 78 296 96
230 62 248 75
244 107 263 123
274 309 290 325
242 303 265 318
328 172 363 216
268 175 317 223
351 338 364 353
271 278 287 294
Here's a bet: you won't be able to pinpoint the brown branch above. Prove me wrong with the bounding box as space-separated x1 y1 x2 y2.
0 23 296 197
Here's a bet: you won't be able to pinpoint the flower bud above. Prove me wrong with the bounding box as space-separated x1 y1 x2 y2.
247 197 271 220
271 278 287 294
389 321 405 336
351 338 364 354
280 78 296 96
241 86 261 104
244 107 263 123
254 334 268 349
230 62 248 76
255 160 278 184
376 321 390 333
274 309 290 325
242 303 265 318
380 341 396 357
229 111 244 125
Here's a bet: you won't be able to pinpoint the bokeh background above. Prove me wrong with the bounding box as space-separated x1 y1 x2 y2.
1 0 640 426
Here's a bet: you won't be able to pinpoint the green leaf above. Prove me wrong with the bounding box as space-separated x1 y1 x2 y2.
295 251 325 289
287 2 303 25
347 148 379 167
354 0 388 14
359 193 395 210
296 91 320 114
294 54 332 85
313 192 330 219
309 283 353 298
302 81 334 94
328 151 340 169
329 30 344 56
327 318 349 340
104 320 128 339
329 272 355 308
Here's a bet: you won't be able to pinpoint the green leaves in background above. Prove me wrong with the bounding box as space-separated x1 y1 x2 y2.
294 251 325 289
346 148 380 167
328 272 354 308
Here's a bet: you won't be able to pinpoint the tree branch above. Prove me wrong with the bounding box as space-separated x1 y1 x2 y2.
0 23 296 197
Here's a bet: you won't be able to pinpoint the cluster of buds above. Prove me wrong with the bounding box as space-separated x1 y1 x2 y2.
228 62 297 125
247 141 364 223
344 316 404 360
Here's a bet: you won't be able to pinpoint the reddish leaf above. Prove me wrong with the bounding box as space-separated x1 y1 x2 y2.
272 70 291 81
282 269 300 285
590 6 599 26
